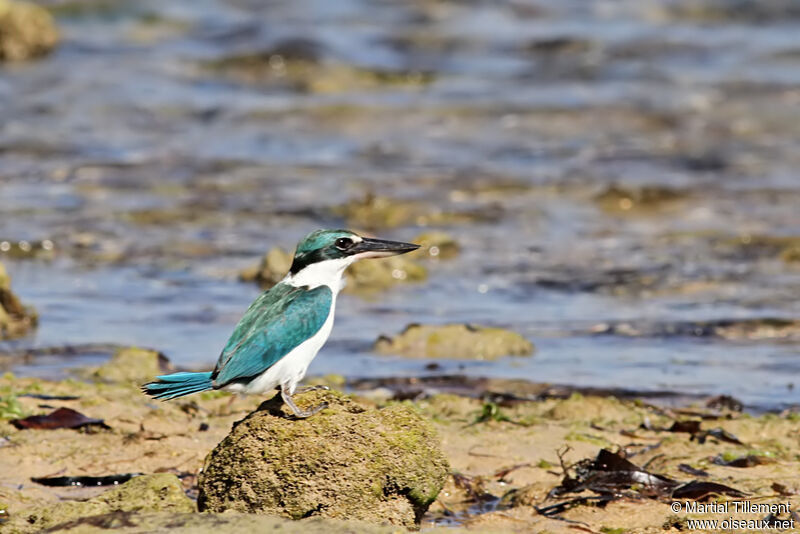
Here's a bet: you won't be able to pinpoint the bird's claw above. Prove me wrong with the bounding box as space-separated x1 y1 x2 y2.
309 401 329 415
290 402 328 419
281 386 329 418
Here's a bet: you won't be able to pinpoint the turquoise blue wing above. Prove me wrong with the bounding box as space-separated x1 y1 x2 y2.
211 283 332 388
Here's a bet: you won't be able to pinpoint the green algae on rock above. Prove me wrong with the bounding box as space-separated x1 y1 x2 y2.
542 393 640 424
334 193 498 230
202 40 435 93
198 390 449 527
239 247 292 288
374 324 534 360
345 253 427 292
0 239 55 260
334 194 427 230
0 394 25 419
594 184 689 215
240 246 427 294
0 262 37 339
412 231 460 260
5 474 194 533
781 244 800 263
718 234 800 264
0 0 58 61
85 347 171 384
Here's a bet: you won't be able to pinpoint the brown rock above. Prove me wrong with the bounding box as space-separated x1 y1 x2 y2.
198 390 449 527
374 323 534 360
0 0 58 61
0 261 37 339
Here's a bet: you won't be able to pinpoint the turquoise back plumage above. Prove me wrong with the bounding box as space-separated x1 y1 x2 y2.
211 282 333 387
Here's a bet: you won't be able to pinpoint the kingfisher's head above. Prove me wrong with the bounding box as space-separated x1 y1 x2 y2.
289 229 419 278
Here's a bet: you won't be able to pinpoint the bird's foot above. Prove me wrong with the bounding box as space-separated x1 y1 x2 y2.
281 387 328 419
293 402 329 419
293 385 330 395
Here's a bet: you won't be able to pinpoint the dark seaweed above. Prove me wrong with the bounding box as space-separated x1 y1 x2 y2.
539 448 746 519
19 394 80 401
712 454 771 468
671 481 747 500
677 464 709 478
32 473 142 487
10 407 110 430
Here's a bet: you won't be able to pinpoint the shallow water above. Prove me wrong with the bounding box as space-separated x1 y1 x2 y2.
1 0 799 410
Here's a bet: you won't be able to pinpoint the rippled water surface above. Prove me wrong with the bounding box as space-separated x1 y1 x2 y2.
2 0 799 410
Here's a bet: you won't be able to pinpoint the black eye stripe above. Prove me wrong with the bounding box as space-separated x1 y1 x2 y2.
290 237 355 275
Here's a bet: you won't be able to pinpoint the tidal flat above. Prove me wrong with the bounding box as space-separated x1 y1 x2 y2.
1 357 799 533
1 0 800 531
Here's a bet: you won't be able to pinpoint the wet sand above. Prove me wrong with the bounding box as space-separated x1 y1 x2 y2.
1 364 798 532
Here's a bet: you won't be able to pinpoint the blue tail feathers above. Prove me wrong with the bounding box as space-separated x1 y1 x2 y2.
142 371 214 400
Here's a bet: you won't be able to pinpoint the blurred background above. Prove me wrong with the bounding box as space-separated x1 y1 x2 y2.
1 0 798 411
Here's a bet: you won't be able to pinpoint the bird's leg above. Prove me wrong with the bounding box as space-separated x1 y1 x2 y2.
281 384 328 419
293 385 330 395
221 392 238 415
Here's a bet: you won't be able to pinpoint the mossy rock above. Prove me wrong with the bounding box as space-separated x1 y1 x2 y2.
239 247 292 288
333 194 495 230
711 318 800 341
0 261 8 288
594 184 688 214
334 195 426 230
0 239 55 260
718 234 800 263
0 261 37 339
5 474 194 533
412 231 460 260
87 347 171 384
543 393 638 424
374 324 534 360
346 254 427 293
198 390 449 527
781 244 800 263
203 43 434 94
239 247 426 294
0 0 59 61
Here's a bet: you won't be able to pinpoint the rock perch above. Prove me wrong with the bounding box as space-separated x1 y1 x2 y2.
198 390 449 527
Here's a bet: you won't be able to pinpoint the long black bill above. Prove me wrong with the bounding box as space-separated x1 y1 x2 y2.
350 237 420 258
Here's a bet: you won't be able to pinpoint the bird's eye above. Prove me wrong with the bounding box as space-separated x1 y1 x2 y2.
335 237 353 250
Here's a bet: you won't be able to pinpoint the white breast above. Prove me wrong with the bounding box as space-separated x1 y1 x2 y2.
222 256 351 396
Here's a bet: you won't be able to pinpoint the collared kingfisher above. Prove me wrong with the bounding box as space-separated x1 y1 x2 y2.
142 229 419 418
